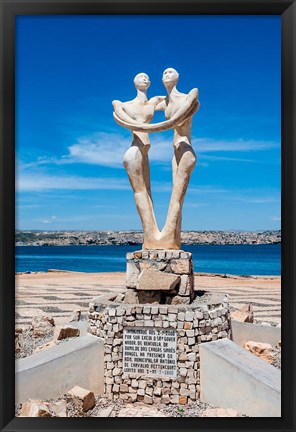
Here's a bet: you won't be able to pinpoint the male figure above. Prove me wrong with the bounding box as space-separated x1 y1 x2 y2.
156 68 199 249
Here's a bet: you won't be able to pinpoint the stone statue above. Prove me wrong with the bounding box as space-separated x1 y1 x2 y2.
113 68 200 250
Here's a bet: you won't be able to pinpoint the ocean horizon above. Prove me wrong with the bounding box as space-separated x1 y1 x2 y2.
15 244 281 276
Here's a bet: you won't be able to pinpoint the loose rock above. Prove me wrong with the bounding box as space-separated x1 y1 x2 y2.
67 386 96 412
54 325 80 341
231 304 254 323
244 340 275 364
32 315 55 337
20 400 52 417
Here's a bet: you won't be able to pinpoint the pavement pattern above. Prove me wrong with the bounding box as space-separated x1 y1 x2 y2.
15 271 281 325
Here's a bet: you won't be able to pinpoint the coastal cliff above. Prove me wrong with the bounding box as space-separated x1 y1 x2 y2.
15 230 281 246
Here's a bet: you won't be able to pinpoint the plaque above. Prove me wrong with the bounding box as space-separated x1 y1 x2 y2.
123 327 177 378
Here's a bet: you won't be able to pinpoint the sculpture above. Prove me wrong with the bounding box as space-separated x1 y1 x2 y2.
112 68 200 250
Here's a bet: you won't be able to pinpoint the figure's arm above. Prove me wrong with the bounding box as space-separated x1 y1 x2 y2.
113 96 199 133
112 88 199 132
112 100 138 125
168 88 199 123
187 88 199 103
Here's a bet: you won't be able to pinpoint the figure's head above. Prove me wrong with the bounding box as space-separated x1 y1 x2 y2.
162 68 179 87
134 73 150 90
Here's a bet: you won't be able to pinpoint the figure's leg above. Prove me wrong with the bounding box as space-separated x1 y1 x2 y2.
141 144 153 202
160 141 196 249
123 140 160 248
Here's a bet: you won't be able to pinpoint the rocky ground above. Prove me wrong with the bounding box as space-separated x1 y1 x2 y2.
15 230 281 246
15 393 247 418
15 327 54 359
272 345 281 369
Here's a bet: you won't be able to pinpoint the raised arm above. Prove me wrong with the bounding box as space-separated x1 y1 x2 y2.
171 88 198 120
112 100 138 125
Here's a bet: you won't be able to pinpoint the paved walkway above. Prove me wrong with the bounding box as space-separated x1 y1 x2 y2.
15 271 125 325
15 271 281 325
197 274 281 324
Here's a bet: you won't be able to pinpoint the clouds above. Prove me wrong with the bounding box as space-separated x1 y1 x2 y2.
236 197 279 204
15 169 227 194
16 162 277 201
67 132 130 167
41 215 56 224
20 131 280 171
61 132 174 167
194 138 279 153
16 172 130 192
18 173 104 193
67 134 280 167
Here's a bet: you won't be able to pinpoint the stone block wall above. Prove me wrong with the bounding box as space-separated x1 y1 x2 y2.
88 293 231 405
125 250 194 305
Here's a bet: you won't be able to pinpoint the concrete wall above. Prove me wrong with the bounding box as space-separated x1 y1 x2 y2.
199 338 281 417
15 334 104 404
231 320 281 348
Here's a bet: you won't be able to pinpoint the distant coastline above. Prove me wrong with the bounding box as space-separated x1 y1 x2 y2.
15 230 281 247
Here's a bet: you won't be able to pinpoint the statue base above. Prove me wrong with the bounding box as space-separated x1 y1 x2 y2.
125 249 195 305
88 291 231 404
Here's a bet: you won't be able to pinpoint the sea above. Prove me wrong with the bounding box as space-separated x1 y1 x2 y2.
15 244 281 276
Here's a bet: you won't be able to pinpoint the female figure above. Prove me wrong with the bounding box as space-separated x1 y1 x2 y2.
112 73 165 249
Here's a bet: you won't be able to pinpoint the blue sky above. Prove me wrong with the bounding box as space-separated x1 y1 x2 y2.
16 15 281 231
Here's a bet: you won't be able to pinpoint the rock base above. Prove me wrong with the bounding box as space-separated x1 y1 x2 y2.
125 250 194 305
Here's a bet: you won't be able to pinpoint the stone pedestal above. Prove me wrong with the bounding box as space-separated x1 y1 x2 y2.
88 248 231 405
125 250 194 305
88 292 231 404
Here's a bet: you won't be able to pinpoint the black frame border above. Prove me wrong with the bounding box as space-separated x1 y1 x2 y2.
0 1 295 431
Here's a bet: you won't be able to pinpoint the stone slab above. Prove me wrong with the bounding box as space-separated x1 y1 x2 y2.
136 269 180 291
199 338 281 417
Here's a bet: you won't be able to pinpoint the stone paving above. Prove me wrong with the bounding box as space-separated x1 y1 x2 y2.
15 271 281 325
15 271 125 325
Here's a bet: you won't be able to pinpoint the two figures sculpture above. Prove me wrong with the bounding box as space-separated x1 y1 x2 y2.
112 68 200 250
